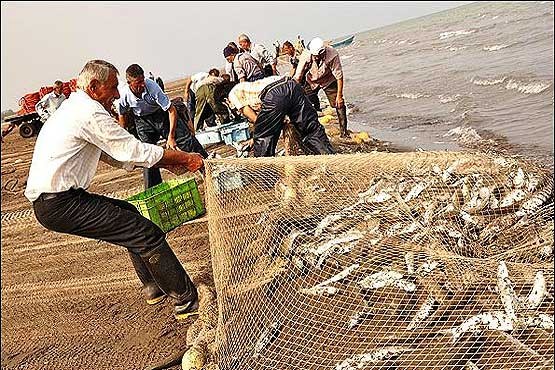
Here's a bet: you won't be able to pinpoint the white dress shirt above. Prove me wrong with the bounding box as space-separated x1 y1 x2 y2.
190 72 209 94
249 43 276 68
25 90 164 202
35 91 66 121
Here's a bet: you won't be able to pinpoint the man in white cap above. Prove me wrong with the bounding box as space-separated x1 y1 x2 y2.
294 37 349 137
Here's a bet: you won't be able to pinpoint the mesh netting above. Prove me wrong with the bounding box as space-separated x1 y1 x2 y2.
204 152 554 370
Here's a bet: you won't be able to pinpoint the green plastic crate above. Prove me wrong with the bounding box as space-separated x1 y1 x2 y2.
127 177 205 233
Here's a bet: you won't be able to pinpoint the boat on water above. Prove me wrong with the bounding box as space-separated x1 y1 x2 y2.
329 34 355 49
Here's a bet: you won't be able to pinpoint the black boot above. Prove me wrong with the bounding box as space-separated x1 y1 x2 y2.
128 252 166 305
141 242 199 320
336 105 349 138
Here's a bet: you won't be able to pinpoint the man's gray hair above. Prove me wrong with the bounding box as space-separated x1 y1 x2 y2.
238 34 250 43
76 60 118 90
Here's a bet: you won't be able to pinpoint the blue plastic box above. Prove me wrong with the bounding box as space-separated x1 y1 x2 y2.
219 121 251 145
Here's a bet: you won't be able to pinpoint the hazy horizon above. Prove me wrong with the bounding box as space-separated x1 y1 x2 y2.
1 1 472 111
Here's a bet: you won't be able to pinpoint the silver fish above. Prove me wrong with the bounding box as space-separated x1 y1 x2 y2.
335 347 409 370
527 174 541 192
493 157 511 167
517 313 554 330
252 321 282 359
359 270 416 292
444 311 514 343
404 181 428 202
348 309 374 329
445 159 470 183
465 361 480 370
499 189 526 208
310 230 363 268
301 264 359 297
405 251 415 275
512 167 526 188
518 271 546 309
314 213 343 236
320 263 360 286
497 261 517 320
299 285 338 297
516 187 553 217
406 295 436 330
414 261 439 277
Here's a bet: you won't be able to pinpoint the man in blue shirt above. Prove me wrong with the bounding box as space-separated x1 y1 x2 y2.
118 64 208 189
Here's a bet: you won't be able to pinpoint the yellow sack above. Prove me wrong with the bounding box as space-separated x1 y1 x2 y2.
181 347 205 370
318 115 334 124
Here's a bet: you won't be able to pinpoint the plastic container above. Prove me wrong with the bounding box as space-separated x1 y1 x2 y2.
220 121 251 145
195 127 223 147
127 177 204 232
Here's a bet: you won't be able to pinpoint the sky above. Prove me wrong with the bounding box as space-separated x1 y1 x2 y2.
1 1 472 111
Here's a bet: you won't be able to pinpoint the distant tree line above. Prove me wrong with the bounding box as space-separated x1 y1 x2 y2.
1 109 16 122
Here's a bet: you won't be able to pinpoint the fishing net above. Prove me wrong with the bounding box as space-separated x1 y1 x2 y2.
203 151 554 370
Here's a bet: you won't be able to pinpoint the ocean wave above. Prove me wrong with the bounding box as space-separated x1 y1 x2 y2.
443 126 483 144
439 29 476 40
505 79 551 94
471 76 506 86
389 39 410 45
483 44 510 51
341 55 353 60
438 94 461 103
471 76 552 95
386 92 431 99
447 46 467 51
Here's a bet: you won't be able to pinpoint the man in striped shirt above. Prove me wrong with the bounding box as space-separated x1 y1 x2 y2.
228 76 335 157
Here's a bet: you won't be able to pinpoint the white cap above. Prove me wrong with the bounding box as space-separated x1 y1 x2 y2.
307 37 325 55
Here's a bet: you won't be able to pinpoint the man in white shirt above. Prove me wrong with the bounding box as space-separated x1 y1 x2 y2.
35 80 66 121
25 60 203 321
238 34 278 77
184 71 209 121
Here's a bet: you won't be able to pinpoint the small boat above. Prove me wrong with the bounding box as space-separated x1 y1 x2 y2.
330 34 355 49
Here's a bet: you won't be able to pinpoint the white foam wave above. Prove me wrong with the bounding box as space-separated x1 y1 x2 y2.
341 55 353 60
505 79 551 94
471 76 506 86
443 126 483 144
439 29 476 40
438 94 461 104
388 92 431 99
483 44 510 51
447 46 467 51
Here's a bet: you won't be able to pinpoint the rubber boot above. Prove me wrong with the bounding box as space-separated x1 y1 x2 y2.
141 242 199 320
336 105 349 138
129 252 166 305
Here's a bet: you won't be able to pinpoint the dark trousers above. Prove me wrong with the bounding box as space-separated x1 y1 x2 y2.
254 78 335 157
187 89 196 122
32 188 195 299
135 109 208 189
305 80 339 111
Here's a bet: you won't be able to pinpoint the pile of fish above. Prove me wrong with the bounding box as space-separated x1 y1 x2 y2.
247 156 554 368
277 156 554 261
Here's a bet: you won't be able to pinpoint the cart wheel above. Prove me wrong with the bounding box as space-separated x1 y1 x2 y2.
19 123 36 138
31 119 43 133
